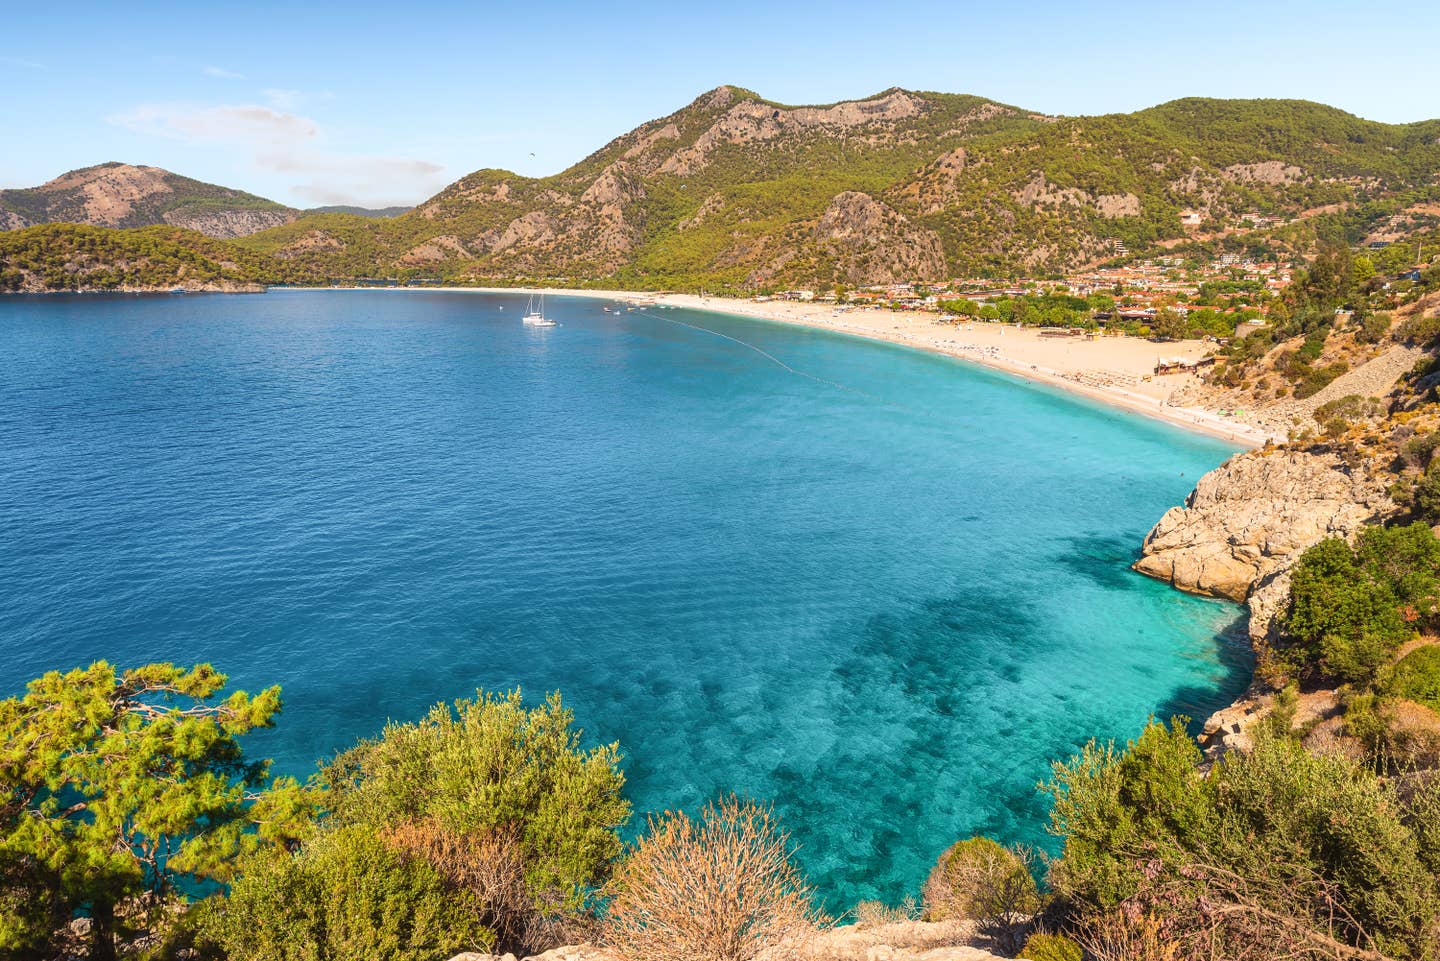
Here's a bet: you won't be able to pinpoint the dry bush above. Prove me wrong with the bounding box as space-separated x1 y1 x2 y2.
1098 859 1408 961
922 836 1040 950
604 796 826 961
1078 911 1182 961
383 819 554 952
849 898 920 928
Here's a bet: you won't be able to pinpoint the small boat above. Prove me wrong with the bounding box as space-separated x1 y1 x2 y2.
522 293 556 327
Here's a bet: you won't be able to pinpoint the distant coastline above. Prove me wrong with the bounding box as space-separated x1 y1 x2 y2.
298 285 1275 448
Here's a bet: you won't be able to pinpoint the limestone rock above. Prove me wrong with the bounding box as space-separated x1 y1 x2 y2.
1134 448 1393 636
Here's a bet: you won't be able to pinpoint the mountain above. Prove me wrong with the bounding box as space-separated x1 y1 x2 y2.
0 163 297 239
232 86 1440 286
7 89 1440 289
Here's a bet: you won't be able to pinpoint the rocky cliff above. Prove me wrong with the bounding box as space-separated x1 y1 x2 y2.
1134 448 1394 640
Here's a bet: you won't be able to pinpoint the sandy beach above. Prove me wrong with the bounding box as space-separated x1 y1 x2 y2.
316 285 1280 448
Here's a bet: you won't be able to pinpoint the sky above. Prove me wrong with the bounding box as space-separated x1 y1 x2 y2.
3 0 1438 209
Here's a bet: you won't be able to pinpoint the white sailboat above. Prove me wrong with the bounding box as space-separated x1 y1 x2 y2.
522 293 556 326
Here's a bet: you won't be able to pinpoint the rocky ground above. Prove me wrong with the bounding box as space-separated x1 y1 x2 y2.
446 919 1006 961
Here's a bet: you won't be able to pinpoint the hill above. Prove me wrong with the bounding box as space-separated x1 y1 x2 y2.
0 163 297 239
0 223 315 292
231 87 1440 288
303 204 412 218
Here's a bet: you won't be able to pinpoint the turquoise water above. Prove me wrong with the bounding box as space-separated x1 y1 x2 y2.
0 289 1247 907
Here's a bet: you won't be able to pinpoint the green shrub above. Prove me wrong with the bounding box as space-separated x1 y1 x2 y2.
1312 394 1383 425
1044 719 1211 911
1047 720 1440 958
1390 646 1440 712
320 689 630 939
1276 524 1440 684
1294 361 1349 399
1358 311 1393 344
199 825 494 961
922 836 1040 923
1017 931 1083 961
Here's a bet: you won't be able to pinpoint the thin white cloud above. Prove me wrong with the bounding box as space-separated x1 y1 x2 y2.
108 103 320 145
257 150 447 207
108 100 446 207
203 65 245 80
0 56 47 70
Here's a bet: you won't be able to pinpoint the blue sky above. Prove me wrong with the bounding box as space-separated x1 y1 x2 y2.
3 0 1437 208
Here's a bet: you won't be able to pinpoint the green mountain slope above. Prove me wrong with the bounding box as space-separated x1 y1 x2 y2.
233 87 1440 287
0 163 298 239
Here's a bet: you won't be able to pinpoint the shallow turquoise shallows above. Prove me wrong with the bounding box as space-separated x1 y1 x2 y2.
0 289 1248 907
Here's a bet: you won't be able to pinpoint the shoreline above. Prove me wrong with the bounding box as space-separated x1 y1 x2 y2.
297 285 1278 448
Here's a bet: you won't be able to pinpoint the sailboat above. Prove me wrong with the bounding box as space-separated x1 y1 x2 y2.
522 293 556 327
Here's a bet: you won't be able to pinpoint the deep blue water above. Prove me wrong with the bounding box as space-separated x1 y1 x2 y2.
0 289 1248 907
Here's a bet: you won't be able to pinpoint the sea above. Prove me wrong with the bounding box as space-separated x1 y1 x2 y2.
0 289 1249 907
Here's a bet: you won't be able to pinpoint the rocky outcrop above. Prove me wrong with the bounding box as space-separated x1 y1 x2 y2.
660 89 929 176
810 192 946 284
1222 161 1306 185
162 206 295 239
275 229 345 260
1134 449 1394 638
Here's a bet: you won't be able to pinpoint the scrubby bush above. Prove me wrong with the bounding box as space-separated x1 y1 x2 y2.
319 689 630 951
1275 524 1440 684
1017 930 1082 961
1391 646 1440 710
1046 719 1440 959
604 797 823 961
850 898 919 926
199 825 494 961
922 837 1041 936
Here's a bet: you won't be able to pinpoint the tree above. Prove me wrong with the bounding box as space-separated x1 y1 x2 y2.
0 662 312 959
604 797 824 961
1152 307 1188 341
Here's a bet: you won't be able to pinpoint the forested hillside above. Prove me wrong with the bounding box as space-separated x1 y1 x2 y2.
231 87 1440 287
0 223 314 292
